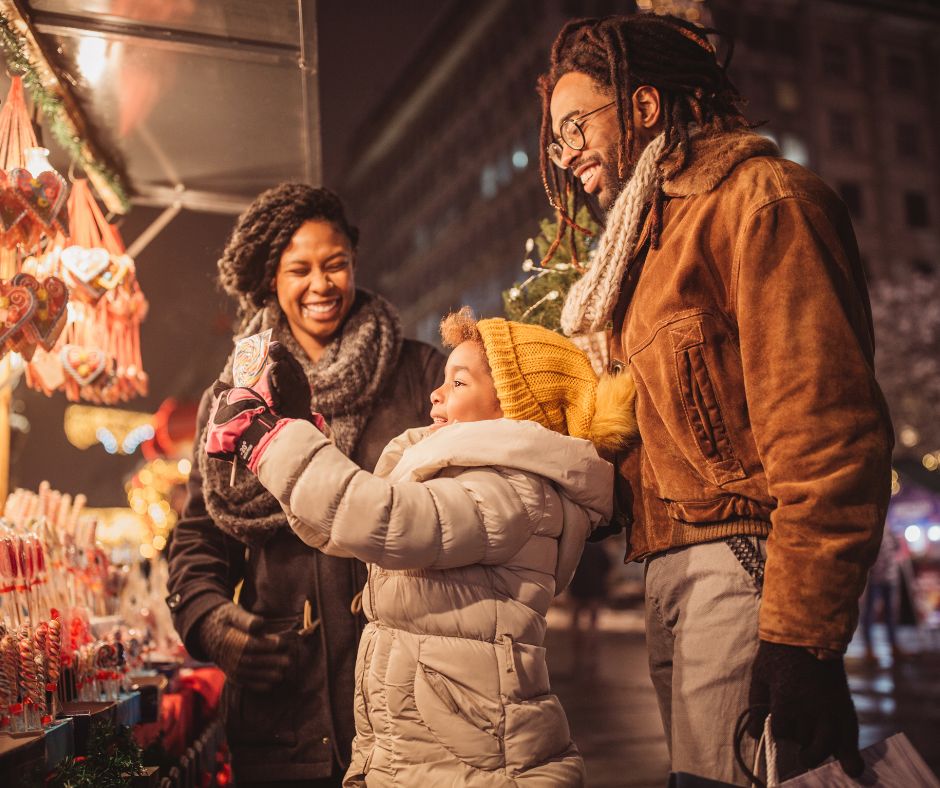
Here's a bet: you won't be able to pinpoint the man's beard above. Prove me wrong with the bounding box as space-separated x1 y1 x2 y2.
596 144 634 215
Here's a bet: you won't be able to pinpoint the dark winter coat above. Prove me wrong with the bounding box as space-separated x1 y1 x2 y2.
166 339 444 782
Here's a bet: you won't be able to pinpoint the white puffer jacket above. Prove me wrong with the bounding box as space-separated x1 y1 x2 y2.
256 418 614 787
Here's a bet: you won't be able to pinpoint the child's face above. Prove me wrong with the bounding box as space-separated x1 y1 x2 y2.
429 341 503 432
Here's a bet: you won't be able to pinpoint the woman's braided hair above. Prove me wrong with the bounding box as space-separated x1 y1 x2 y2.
217 182 360 324
538 13 750 250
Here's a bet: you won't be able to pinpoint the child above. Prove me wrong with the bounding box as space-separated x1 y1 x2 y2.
205 309 636 787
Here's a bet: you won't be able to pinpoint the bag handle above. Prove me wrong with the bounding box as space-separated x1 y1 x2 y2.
734 706 778 788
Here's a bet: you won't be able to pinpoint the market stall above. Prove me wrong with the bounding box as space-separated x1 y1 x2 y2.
0 1 321 785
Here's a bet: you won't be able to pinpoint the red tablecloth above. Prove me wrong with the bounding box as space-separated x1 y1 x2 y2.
134 667 225 756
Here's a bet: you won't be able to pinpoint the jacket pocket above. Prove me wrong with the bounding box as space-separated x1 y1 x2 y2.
413 662 504 770
672 321 747 487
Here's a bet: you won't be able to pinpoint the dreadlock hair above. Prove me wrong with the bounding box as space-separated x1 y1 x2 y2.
538 13 750 250
217 182 360 326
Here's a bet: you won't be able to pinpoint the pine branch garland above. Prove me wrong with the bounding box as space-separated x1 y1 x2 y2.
45 719 144 788
0 10 130 212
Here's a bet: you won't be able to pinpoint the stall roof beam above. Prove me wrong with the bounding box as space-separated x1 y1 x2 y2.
132 184 250 215
32 10 300 65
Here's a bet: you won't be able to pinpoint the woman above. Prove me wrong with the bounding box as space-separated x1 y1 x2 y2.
166 184 445 787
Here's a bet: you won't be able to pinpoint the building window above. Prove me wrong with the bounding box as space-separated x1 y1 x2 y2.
773 21 801 56
904 191 930 227
887 54 915 92
838 181 864 219
821 42 849 79
896 122 921 158
775 80 800 112
744 14 768 49
781 133 809 167
830 111 856 151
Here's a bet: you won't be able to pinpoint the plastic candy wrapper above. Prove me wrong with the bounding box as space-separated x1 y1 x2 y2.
232 329 273 388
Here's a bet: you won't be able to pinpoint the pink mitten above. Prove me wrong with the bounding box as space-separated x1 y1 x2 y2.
205 384 283 466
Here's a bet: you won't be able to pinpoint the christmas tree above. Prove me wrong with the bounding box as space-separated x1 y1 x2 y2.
502 206 600 332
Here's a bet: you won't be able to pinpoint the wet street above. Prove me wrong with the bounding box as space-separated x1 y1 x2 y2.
545 607 940 787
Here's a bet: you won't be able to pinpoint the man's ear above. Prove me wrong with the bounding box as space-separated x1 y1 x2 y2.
632 85 661 130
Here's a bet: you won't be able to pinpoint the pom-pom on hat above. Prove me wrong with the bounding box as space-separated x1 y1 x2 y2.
476 318 598 439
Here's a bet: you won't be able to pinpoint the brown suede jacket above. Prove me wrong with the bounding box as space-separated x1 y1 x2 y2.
610 130 894 652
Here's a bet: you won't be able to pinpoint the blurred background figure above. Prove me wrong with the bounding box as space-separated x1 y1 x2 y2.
568 540 612 678
862 527 911 666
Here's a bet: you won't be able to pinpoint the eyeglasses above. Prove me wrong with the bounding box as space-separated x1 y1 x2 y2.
547 101 615 168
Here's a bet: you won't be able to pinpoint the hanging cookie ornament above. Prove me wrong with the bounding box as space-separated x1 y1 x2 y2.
24 179 147 403
0 77 68 250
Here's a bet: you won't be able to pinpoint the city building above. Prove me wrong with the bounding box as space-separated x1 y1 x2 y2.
710 0 940 281
342 0 940 340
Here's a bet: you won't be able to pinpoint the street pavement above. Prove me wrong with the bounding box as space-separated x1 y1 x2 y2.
544 607 940 787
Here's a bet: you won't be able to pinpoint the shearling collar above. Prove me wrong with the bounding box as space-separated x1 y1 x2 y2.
662 130 779 198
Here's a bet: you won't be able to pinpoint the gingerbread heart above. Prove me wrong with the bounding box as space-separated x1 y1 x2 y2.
60 344 108 387
11 168 68 229
61 245 110 284
0 184 26 233
0 278 39 358
26 348 66 394
13 273 69 351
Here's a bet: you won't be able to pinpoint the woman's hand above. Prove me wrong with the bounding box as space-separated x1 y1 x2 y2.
267 342 315 420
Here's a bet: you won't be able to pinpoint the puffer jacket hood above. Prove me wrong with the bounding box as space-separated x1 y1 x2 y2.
380 419 611 515
256 417 614 786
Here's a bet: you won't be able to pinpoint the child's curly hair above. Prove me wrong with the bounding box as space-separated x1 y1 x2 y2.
217 183 359 325
439 306 483 349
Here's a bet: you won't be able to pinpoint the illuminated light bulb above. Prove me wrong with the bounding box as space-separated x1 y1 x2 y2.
178 458 192 475
24 147 53 176
77 36 108 85
904 525 921 543
923 454 939 471
928 525 940 542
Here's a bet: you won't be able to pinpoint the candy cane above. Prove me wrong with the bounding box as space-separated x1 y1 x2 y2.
32 623 48 725
18 633 37 730
0 634 17 731
47 616 61 716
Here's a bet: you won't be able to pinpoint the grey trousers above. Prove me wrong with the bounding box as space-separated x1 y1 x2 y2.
645 539 764 786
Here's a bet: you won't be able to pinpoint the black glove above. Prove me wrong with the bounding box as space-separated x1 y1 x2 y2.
748 640 864 778
197 603 291 691
267 342 313 421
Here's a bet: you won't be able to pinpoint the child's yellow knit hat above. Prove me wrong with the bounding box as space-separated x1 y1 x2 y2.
476 318 597 439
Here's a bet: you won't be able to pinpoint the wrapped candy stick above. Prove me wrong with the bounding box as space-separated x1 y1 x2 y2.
0 633 18 731
0 534 24 628
18 632 38 730
47 617 61 716
33 622 49 725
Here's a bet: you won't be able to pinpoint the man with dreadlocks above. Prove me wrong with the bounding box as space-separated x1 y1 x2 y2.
542 13 893 786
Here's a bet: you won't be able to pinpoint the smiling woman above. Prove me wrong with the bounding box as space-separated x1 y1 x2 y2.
275 220 357 361
166 183 445 786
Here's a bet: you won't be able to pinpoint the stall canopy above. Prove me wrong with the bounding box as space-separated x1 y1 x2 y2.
6 0 321 214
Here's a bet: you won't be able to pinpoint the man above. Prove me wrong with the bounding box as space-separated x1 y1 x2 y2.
541 14 894 786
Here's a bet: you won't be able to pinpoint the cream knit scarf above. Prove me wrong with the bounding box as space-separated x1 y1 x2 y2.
561 133 666 336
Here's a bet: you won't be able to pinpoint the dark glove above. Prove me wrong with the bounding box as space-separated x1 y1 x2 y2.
197 603 290 691
748 640 864 778
267 342 314 421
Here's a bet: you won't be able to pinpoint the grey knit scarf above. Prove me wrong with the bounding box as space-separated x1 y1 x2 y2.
198 289 403 545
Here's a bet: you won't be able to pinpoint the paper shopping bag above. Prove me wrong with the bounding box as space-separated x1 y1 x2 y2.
780 733 939 787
